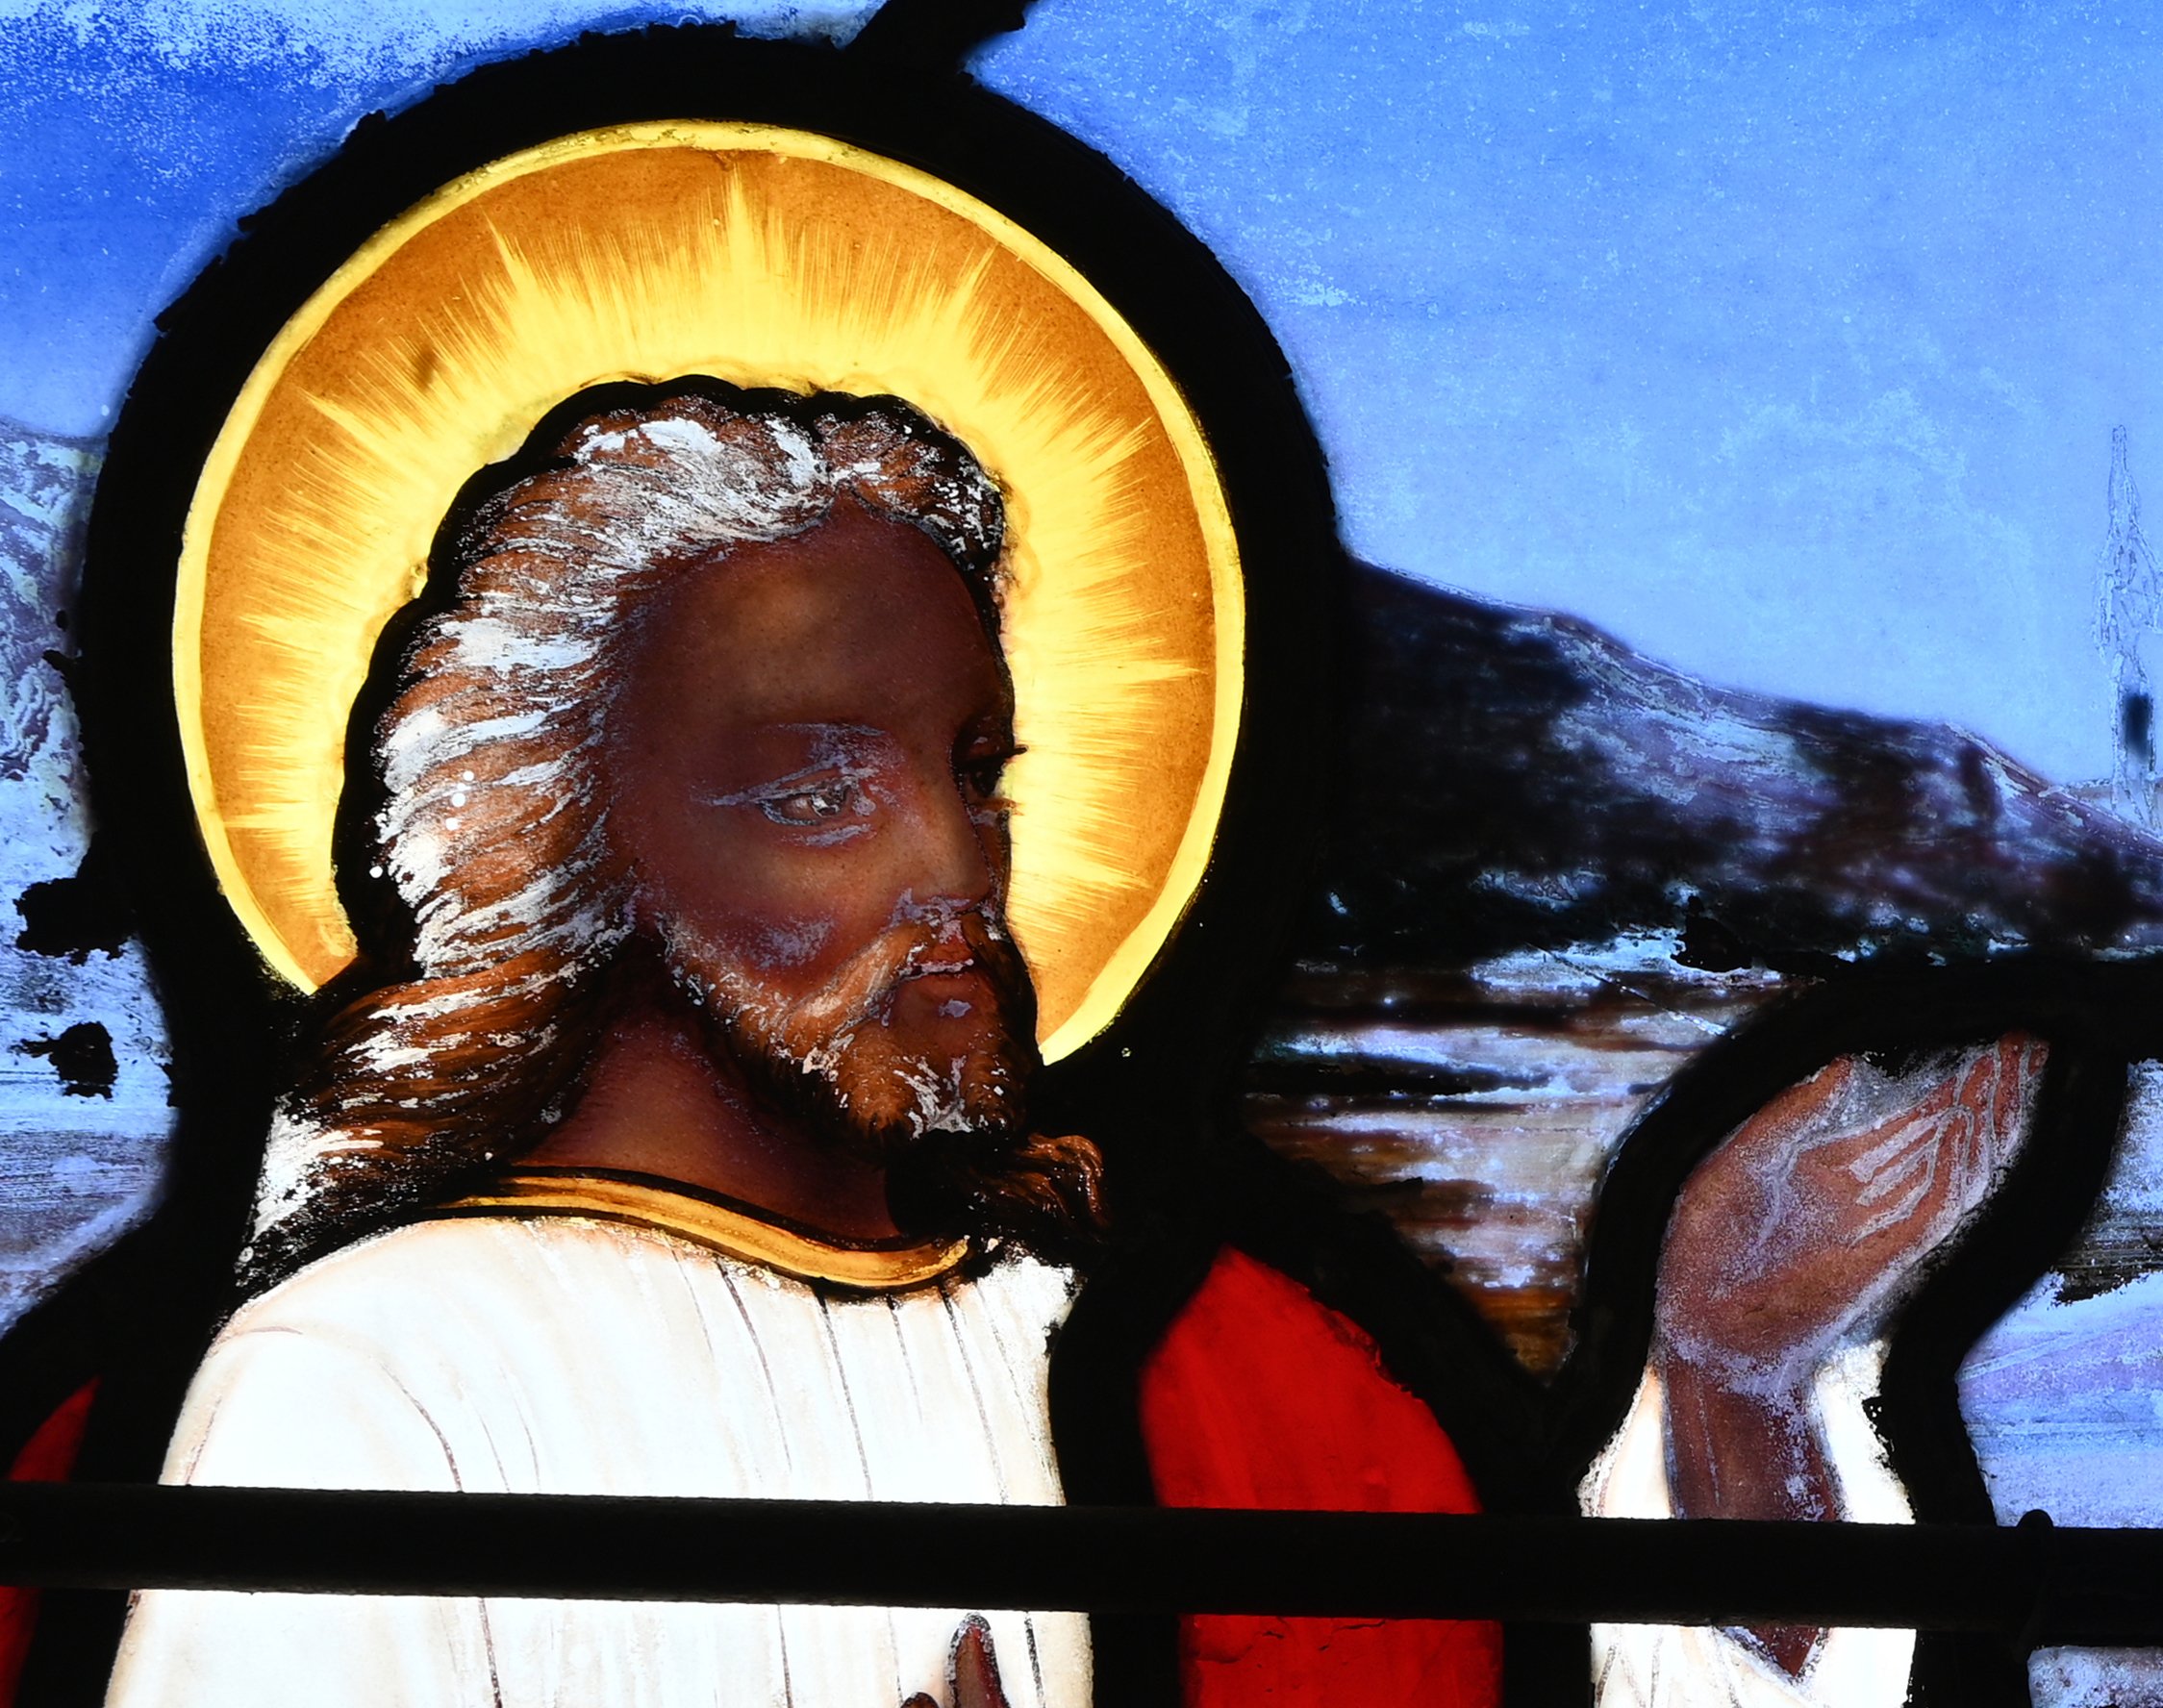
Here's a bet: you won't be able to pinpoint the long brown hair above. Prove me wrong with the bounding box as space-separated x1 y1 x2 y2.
244 383 1102 1286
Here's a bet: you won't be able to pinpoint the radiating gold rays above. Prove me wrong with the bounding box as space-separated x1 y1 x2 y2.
175 122 1243 1061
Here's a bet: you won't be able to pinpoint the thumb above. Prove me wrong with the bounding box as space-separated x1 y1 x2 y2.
951 1615 1012 1708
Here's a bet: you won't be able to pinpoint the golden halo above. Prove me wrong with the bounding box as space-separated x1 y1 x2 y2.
176 121 1242 1064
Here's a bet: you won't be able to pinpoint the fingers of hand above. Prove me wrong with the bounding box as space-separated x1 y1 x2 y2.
1811 1076 1954 1176
1969 1034 2045 1178
1916 1034 2042 1220
1836 1101 1974 1247
1830 1035 2043 1247
1847 1137 1941 1243
1841 1114 1939 1193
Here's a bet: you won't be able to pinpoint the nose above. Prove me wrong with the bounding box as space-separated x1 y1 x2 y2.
902 764 997 917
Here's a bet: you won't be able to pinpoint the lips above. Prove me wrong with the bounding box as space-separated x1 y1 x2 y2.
828 917 1030 1034
885 966 1002 1041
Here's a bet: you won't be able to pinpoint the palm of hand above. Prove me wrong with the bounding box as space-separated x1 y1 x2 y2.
1654 1035 2041 1377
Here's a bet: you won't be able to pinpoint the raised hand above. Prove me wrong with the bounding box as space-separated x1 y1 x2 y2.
1654 1034 2042 1380
1648 1035 2043 1675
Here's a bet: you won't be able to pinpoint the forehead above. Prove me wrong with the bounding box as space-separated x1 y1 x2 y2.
616 502 1008 729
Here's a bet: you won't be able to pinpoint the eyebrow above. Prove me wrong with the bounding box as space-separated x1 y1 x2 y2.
703 724 888 806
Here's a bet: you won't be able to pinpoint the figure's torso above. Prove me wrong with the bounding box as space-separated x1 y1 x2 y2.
111 1213 1089 1708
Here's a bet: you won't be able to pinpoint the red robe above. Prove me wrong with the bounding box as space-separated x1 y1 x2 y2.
1141 1249 1504 1707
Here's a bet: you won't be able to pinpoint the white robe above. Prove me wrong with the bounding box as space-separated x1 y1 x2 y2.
106 1185 1917 1708
105 1210 1091 1708
1581 1342 1916 1708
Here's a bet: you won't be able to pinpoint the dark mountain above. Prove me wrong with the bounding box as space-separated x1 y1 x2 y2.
1306 562 2163 973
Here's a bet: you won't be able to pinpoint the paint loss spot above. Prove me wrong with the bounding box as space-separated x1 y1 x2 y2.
17 1022 117 1099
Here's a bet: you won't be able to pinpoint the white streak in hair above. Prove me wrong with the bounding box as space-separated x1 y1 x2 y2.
440 616 599 675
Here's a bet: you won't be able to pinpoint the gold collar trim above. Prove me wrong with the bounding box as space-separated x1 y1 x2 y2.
439 1168 970 1292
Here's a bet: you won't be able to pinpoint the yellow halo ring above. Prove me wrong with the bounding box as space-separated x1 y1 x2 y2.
174 120 1242 1065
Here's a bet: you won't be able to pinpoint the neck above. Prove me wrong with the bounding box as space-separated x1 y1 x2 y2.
524 993 903 1242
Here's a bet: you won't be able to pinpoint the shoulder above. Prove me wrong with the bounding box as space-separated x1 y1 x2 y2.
1139 1247 1483 1514
235 1215 594 1329
958 1246 1079 1320
229 1210 756 1344
170 1216 677 1488
211 1210 766 1387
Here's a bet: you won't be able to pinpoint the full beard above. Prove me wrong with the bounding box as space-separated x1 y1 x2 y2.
659 912 1105 1257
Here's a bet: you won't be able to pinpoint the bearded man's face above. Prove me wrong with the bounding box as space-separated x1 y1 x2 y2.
600 497 1041 1178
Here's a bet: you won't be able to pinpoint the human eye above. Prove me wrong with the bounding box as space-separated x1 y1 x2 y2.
958 742 1022 815
756 777 859 826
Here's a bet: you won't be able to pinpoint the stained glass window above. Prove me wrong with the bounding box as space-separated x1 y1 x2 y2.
1 5 2161 1706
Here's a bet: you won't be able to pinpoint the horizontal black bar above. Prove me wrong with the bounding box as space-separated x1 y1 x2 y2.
0 1485 2154 1643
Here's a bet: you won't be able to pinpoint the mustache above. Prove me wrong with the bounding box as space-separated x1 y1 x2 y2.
770 911 1033 1052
